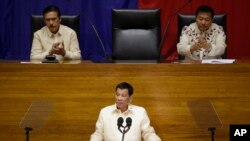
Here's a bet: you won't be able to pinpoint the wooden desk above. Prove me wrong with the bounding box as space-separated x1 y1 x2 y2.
0 61 250 141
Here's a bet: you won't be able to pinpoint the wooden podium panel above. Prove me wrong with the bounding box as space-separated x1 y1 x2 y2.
1 61 250 141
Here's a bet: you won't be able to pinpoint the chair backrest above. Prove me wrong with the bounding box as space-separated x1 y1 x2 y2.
31 15 80 41
177 14 227 59
112 9 161 60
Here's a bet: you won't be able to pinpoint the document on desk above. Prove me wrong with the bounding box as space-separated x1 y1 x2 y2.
20 61 42 64
202 59 236 64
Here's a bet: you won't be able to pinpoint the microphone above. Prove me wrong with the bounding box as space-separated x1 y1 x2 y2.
117 117 124 133
124 117 132 133
117 117 132 141
126 117 132 127
81 12 108 61
159 0 192 59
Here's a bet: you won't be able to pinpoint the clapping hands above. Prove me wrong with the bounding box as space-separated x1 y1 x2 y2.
190 35 211 53
49 41 66 56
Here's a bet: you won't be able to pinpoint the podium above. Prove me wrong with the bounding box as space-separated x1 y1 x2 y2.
19 100 54 141
188 100 222 141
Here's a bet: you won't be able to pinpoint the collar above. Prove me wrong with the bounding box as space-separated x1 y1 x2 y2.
45 24 62 38
194 23 212 35
112 104 134 115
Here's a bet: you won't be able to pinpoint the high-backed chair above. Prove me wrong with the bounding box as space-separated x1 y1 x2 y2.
31 15 80 41
112 9 161 60
177 14 227 59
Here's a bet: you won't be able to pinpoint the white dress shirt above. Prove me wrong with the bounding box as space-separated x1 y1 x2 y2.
90 104 161 141
177 23 226 60
30 24 81 60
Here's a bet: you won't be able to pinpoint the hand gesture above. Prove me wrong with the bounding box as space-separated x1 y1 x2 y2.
190 34 211 53
49 41 66 56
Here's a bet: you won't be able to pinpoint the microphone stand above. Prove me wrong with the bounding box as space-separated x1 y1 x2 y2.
159 0 192 58
25 127 32 141
208 127 216 141
120 126 130 141
81 11 109 61
121 127 125 141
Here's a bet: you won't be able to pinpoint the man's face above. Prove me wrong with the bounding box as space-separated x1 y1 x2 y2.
115 88 132 111
196 12 212 32
44 11 61 33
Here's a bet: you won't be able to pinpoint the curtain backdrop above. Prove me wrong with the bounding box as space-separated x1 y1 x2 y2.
138 0 250 60
0 0 249 60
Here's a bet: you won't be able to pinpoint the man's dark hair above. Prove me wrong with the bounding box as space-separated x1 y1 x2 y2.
43 5 61 17
115 82 134 96
195 5 214 19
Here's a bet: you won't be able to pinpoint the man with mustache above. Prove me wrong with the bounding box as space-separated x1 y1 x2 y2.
90 82 161 141
30 5 81 60
177 5 226 60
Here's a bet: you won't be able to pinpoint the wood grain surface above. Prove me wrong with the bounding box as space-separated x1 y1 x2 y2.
0 61 250 141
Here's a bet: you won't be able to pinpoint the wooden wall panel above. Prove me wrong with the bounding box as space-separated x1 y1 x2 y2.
0 62 250 141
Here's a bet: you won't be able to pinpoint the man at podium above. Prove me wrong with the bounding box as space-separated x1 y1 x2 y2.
90 82 161 141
